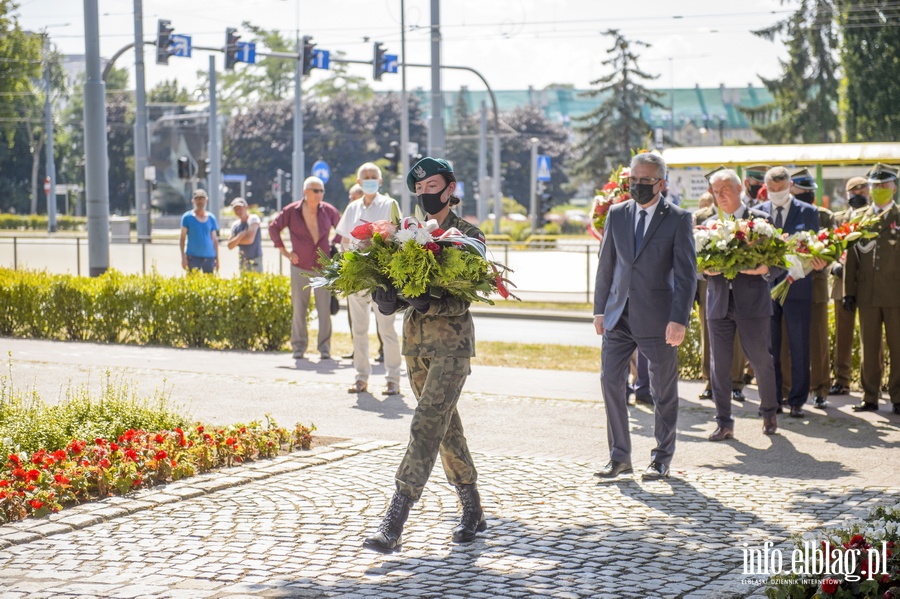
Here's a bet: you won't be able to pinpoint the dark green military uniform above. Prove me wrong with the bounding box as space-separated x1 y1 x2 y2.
844 202 900 407
395 210 485 502
830 208 858 389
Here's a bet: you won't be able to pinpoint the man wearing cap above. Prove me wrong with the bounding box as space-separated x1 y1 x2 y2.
843 163 900 414
829 176 870 396
781 168 834 409
363 157 488 553
268 176 342 362
179 189 219 274
757 166 827 418
593 152 696 479
227 197 263 273
742 165 770 208
335 162 403 396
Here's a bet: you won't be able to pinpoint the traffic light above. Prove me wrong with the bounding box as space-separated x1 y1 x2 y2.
156 19 174 65
373 42 386 81
225 28 241 71
540 192 553 225
302 36 316 76
177 157 191 179
384 141 400 173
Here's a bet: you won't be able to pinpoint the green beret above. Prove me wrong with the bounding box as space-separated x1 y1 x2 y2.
406 157 454 192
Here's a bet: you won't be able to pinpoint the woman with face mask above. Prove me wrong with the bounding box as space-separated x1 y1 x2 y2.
364 157 488 553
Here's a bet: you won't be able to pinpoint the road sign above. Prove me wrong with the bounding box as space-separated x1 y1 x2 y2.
237 42 256 64
312 160 331 184
384 54 398 74
312 49 330 70
536 154 551 182
455 181 465 199
170 34 191 58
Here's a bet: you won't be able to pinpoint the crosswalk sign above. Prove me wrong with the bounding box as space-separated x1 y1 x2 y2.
537 155 551 182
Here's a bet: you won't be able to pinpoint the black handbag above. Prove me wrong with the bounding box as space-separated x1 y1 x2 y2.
330 293 340 315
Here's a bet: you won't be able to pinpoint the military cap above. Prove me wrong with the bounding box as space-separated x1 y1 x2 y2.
704 165 726 184
407 157 454 192
791 168 817 190
845 176 868 193
744 165 770 182
867 162 898 183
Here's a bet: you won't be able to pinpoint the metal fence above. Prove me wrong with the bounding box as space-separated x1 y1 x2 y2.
0 235 601 303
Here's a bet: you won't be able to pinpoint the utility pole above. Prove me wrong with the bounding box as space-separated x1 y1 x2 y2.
43 34 57 233
477 100 487 223
429 0 445 157
82 0 110 276
132 0 151 241
292 15 305 199
529 137 539 233
208 55 222 221
399 0 411 215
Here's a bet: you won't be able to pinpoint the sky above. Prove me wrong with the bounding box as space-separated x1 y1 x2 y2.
14 0 794 94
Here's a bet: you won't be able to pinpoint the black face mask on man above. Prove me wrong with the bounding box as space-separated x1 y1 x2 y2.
747 184 762 199
848 194 869 209
631 182 658 205
417 182 450 215
795 191 816 204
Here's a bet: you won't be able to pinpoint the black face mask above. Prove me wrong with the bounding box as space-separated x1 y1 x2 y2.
747 184 762 200
795 191 816 204
417 182 450 215
848 194 869 209
632 183 658 205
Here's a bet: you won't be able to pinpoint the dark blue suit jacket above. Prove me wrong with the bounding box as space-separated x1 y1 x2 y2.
756 197 820 302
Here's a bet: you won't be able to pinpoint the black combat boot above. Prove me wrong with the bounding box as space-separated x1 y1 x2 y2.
362 492 413 553
452 483 487 543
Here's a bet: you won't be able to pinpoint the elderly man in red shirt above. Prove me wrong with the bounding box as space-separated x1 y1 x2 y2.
269 176 342 363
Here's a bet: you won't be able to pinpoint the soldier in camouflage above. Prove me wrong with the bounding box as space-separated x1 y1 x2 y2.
363 157 488 554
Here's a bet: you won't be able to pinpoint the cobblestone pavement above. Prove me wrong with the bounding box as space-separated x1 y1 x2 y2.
1 440 897 599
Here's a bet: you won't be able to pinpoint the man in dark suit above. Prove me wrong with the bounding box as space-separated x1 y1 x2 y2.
593 153 697 480
702 169 780 440
756 167 827 418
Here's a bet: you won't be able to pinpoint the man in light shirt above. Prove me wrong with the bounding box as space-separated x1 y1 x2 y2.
335 163 403 395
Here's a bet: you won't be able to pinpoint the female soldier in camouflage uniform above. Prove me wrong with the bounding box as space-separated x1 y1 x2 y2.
363 157 488 553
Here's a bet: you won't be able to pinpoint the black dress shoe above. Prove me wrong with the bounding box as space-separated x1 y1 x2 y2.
594 460 633 479
852 401 878 412
732 389 745 402
893 404 900 415
829 384 850 396
813 396 828 409
789 406 805 418
776 403 784 415
762 416 778 435
635 393 653 405
742 373 755 385
375 352 385 363
642 461 669 479
698 388 712 400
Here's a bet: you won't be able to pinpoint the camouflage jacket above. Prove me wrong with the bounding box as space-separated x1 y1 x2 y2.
402 211 486 358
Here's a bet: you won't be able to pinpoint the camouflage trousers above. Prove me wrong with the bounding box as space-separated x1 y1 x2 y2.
395 356 478 502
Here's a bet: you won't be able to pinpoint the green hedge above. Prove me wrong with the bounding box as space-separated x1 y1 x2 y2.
0 269 292 350
0 215 91 231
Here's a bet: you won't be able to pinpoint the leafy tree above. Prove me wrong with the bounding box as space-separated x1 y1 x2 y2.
445 87 480 215
741 0 840 143
147 79 192 104
569 29 663 187
838 0 900 141
307 50 374 102
500 105 571 207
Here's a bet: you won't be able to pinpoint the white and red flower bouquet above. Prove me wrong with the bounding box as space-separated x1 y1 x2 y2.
312 217 517 304
588 165 630 240
695 217 789 280
771 211 881 303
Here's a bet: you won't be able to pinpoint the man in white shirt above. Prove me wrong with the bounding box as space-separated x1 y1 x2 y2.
335 162 403 395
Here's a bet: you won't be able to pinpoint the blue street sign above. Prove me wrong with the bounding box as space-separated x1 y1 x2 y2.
536 154 552 182
384 54 398 74
312 49 330 70
312 160 331 184
237 41 256 64
170 34 191 58
455 181 465 199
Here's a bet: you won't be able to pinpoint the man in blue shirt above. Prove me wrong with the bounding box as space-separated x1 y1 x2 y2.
180 189 220 274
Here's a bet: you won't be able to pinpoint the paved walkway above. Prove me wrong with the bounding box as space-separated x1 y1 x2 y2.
1 338 899 597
